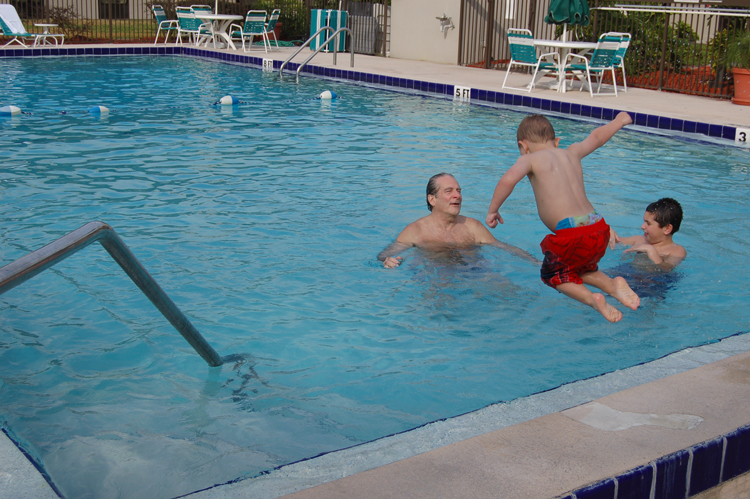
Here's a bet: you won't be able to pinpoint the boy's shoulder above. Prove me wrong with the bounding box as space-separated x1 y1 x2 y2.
664 240 687 258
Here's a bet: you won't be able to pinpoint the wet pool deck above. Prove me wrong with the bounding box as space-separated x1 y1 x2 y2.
1 44 749 499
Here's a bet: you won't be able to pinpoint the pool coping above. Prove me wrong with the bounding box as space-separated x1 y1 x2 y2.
1 44 749 499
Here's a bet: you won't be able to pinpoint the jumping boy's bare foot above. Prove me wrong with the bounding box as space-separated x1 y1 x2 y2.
612 276 640 310
592 293 623 323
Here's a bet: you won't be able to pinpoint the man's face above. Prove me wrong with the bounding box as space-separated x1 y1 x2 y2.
429 176 462 215
641 211 670 243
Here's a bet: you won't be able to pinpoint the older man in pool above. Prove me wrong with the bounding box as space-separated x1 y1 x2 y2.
378 173 539 268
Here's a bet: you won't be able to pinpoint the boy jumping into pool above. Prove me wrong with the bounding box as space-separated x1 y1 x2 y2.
615 197 686 270
485 112 640 322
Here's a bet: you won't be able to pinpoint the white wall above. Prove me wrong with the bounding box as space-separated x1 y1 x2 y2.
390 0 461 64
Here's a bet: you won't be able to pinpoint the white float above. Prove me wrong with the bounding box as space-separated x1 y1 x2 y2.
319 90 337 100
220 95 239 105
0 105 22 116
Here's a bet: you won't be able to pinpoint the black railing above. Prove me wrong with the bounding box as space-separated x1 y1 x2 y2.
2 0 389 54
459 0 750 99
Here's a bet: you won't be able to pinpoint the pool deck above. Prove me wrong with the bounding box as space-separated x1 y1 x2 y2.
2 44 750 499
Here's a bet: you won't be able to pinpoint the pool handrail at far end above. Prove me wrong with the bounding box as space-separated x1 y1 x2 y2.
0 221 225 367
279 26 354 78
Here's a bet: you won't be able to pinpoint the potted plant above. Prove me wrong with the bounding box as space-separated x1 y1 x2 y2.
725 29 750 105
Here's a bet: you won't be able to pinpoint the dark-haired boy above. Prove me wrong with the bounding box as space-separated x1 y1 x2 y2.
616 198 686 270
485 112 640 323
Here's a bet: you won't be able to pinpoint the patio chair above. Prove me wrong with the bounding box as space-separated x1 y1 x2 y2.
230 10 269 53
0 4 64 47
151 5 179 45
605 31 631 92
563 33 622 97
502 28 559 93
175 6 211 45
191 5 214 45
264 9 280 50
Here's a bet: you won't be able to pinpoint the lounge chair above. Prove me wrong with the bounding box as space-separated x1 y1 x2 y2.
0 4 64 47
502 28 559 93
230 10 269 53
151 5 179 45
563 33 622 97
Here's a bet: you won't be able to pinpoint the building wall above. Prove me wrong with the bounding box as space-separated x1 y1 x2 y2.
390 0 461 64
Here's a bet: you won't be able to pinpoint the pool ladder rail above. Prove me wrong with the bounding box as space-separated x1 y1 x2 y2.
0 221 226 367
279 26 354 78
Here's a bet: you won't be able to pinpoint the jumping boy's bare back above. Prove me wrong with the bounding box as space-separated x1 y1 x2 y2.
486 112 640 322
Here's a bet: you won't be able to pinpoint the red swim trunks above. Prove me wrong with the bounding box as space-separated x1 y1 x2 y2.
540 218 610 288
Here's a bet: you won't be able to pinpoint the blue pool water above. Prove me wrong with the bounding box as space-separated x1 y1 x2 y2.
1 56 749 498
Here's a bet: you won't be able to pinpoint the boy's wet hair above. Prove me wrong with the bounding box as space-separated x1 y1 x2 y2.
426 173 454 211
647 197 683 233
517 114 556 143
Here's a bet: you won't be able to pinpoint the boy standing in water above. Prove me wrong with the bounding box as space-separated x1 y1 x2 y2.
616 197 686 270
485 112 640 322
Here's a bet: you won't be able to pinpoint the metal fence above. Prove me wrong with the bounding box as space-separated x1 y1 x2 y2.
459 0 750 99
4 0 389 55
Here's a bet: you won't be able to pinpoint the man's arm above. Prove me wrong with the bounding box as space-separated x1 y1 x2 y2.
378 223 420 269
489 239 541 265
470 218 541 265
377 241 412 268
486 157 531 228
569 112 632 159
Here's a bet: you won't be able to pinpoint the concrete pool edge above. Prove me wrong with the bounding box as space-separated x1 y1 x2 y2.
177 331 750 499
1 44 747 147
273 344 750 499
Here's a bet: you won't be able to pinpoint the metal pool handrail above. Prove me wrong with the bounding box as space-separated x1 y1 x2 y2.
279 25 334 76
0 221 224 367
296 27 354 78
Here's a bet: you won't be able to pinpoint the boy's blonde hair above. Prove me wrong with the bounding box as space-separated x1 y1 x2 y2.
517 114 556 143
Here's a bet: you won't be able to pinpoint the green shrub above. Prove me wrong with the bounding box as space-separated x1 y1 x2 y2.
725 29 750 69
48 6 93 41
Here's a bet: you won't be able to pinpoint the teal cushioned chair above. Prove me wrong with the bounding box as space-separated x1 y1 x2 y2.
502 28 559 93
563 33 622 97
151 5 179 45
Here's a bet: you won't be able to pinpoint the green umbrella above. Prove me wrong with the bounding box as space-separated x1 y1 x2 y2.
544 0 590 41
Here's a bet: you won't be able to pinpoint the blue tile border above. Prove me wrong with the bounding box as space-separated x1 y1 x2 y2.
561 423 750 499
0 45 740 145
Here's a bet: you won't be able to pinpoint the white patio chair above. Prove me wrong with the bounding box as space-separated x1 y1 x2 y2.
230 10 269 53
151 5 179 45
563 33 622 97
502 28 559 93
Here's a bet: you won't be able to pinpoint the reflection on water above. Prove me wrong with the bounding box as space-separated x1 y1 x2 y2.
401 246 527 313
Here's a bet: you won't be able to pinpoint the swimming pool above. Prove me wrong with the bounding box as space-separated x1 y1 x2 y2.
1 55 749 499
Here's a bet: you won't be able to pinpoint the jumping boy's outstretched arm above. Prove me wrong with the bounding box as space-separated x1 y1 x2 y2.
485 156 533 228
568 112 632 159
